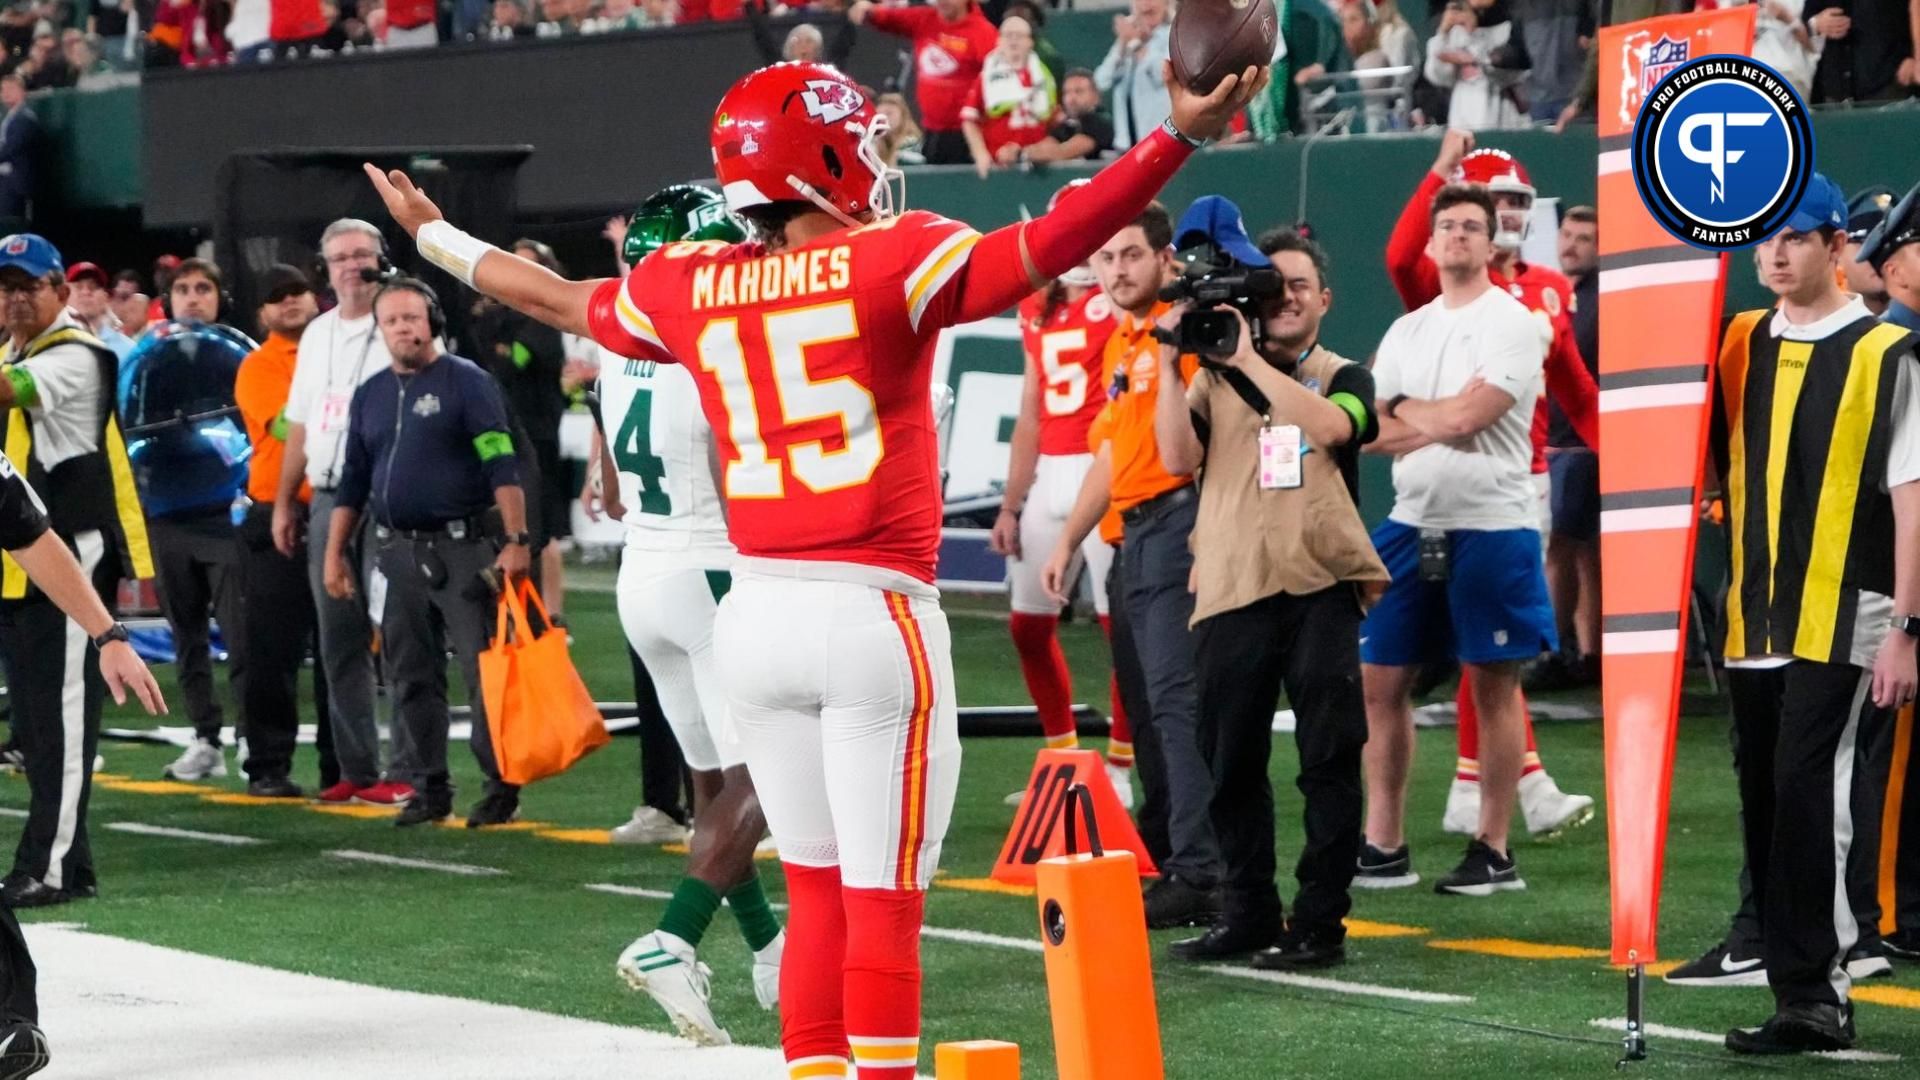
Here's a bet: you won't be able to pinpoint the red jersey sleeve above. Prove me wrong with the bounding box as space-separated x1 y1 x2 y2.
1386 170 1445 311
961 78 985 123
1544 313 1598 448
585 266 675 364
865 4 934 39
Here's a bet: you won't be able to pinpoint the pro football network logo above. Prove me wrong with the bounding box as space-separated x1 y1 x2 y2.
1630 54 1814 251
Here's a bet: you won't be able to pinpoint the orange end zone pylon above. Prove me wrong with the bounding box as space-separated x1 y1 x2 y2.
934 1041 1020 1080
993 749 1156 886
1036 785 1163 1080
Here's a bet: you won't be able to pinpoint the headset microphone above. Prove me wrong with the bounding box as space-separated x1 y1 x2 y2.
358 267 387 284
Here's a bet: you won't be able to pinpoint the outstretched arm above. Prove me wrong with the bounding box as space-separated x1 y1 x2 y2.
364 164 612 339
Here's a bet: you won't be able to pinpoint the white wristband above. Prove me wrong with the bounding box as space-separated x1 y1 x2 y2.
415 219 498 288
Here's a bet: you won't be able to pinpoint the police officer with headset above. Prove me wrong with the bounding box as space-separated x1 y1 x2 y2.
323 277 531 829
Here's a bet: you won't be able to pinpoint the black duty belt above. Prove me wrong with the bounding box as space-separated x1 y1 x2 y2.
1120 483 1196 528
373 516 488 544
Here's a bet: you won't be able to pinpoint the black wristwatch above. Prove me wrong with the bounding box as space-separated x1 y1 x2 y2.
91 621 129 650
1894 614 1920 639
1386 393 1410 419
502 531 531 547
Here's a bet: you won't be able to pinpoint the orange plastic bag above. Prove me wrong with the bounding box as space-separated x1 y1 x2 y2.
480 579 610 785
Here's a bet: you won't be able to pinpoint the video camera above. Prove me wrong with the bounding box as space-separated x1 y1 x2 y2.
1157 242 1284 359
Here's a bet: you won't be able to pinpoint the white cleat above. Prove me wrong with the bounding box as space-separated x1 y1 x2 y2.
1105 762 1135 811
162 738 227 781
1441 778 1480 836
617 931 731 1047
752 930 784 1011
1519 771 1595 837
609 807 690 845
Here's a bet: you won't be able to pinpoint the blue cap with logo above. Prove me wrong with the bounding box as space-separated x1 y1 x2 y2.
0 234 63 279
1783 172 1848 235
1174 195 1267 268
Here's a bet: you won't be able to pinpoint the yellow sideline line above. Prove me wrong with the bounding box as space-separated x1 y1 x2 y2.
1854 986 1920 1011
1428 939 1607 961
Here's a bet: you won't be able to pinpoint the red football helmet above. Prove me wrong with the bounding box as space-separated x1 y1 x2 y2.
710 62 902 228
1453 148 1536 201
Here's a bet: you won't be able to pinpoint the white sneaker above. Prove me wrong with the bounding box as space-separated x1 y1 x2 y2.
162 738 227 781
616 931 731 1046
1105 762 1135 811
751 930 784 1011
1442 778 1480 836
91 754 104 774
234 736 249 774
609 807 689 845
755 834 779 856
1519 771 1595 837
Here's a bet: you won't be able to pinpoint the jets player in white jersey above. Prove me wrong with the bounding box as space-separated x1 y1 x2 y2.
602 186 784 1047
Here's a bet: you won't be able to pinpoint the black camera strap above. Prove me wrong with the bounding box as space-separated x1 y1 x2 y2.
1216 365 1273 424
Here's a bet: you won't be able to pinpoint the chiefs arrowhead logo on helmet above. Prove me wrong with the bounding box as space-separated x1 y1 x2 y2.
797 78 865 124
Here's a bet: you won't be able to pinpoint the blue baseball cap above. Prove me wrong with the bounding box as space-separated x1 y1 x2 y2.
0 234 62 279
1782 172 1847 235
1174 195 1267 269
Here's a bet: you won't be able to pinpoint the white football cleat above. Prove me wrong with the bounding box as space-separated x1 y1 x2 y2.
617 931 730 1046
162 738 226 782
1519 771 1596 837
1441 778 1480 836
752 930 784 1011
609 807 689 845
1105 762 1135 811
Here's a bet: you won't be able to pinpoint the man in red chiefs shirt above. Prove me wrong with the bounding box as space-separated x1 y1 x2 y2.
1382 129 1598 847
384 0 440 47
851 0 998 166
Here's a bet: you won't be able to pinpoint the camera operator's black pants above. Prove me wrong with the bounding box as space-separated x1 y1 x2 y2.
150 512 247 746
1197 586 1366 935
236 503 335 787
1107 544 1168 867
373 529 512 802
1728 662 1884 1009
2 530 116 892
0 904 35 1023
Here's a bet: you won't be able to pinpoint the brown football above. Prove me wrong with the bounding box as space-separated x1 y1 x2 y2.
1169 0 1278 96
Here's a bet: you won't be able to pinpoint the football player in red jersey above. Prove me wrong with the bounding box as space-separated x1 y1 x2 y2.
367 59 1264 1079
1381 129 1598 846
986 179 1137 807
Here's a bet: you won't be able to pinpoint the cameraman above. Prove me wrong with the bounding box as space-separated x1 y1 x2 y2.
1155 221 1386 970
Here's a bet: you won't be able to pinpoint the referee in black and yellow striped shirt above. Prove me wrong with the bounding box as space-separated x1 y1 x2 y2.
1711 175 1920 1055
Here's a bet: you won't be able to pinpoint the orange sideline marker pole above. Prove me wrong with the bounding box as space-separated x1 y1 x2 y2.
934 1040 1020 1080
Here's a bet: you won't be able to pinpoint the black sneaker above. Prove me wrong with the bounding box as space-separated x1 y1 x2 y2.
0 1019 49 1079
1354 841 1419 889
1251 925 1347 970
394 793 454 828
1663 939 1768 987
1523 652 1600 693
1726 1003 1855 1055
1847 941 1893 981
245 775 305 799
1884 928 1920 961
0 740 21 774
465 787 521 829
1433 840 1525 896
1169 918 1280 961
1143 875 1222 930
0 876 95 909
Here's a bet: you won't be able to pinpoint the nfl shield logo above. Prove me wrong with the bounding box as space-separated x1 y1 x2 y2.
1640 36 1688 96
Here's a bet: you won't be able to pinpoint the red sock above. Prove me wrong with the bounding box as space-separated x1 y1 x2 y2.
843 886 925 1078
1010 612 1077 749
780 863 850 1072
1096 615 1133 767
1454 677 1479 782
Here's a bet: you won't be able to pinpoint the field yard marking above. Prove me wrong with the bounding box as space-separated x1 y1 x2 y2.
1344 919 1428 939
538 828 615 845
1609 960 1684 976
920 925 1043 953
434 818 553 832
96 779 213 796
200 793 309 807
1587 1019 1901 1063
1428 938 1607 961
1203 964 1474 1004
661 840 777 861
938 877 1036 897
305 803 401 819
0 807 25 818
326 850 507 877
584 882 793 912
106 822 264 846
1853 985 1920 1011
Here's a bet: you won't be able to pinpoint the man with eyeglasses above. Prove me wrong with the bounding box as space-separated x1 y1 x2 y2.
271 218 416 809
1358 183 1554 898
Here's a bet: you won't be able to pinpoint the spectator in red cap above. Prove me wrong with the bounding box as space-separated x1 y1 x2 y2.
849 0 998 166
61 262 133 359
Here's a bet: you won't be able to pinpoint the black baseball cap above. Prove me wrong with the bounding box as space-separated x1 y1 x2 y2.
260 263 313 303
1858 181 1920 273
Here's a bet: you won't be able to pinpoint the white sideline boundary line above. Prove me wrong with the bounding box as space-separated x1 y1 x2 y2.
1587 1019 1901 1063
0 807 26 818
583 882 1465 1003
327 849 507 876
1207 964 1474 1004
108 821 264 846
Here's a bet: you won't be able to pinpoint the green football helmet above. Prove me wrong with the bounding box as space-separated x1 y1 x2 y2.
624 184 747 264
